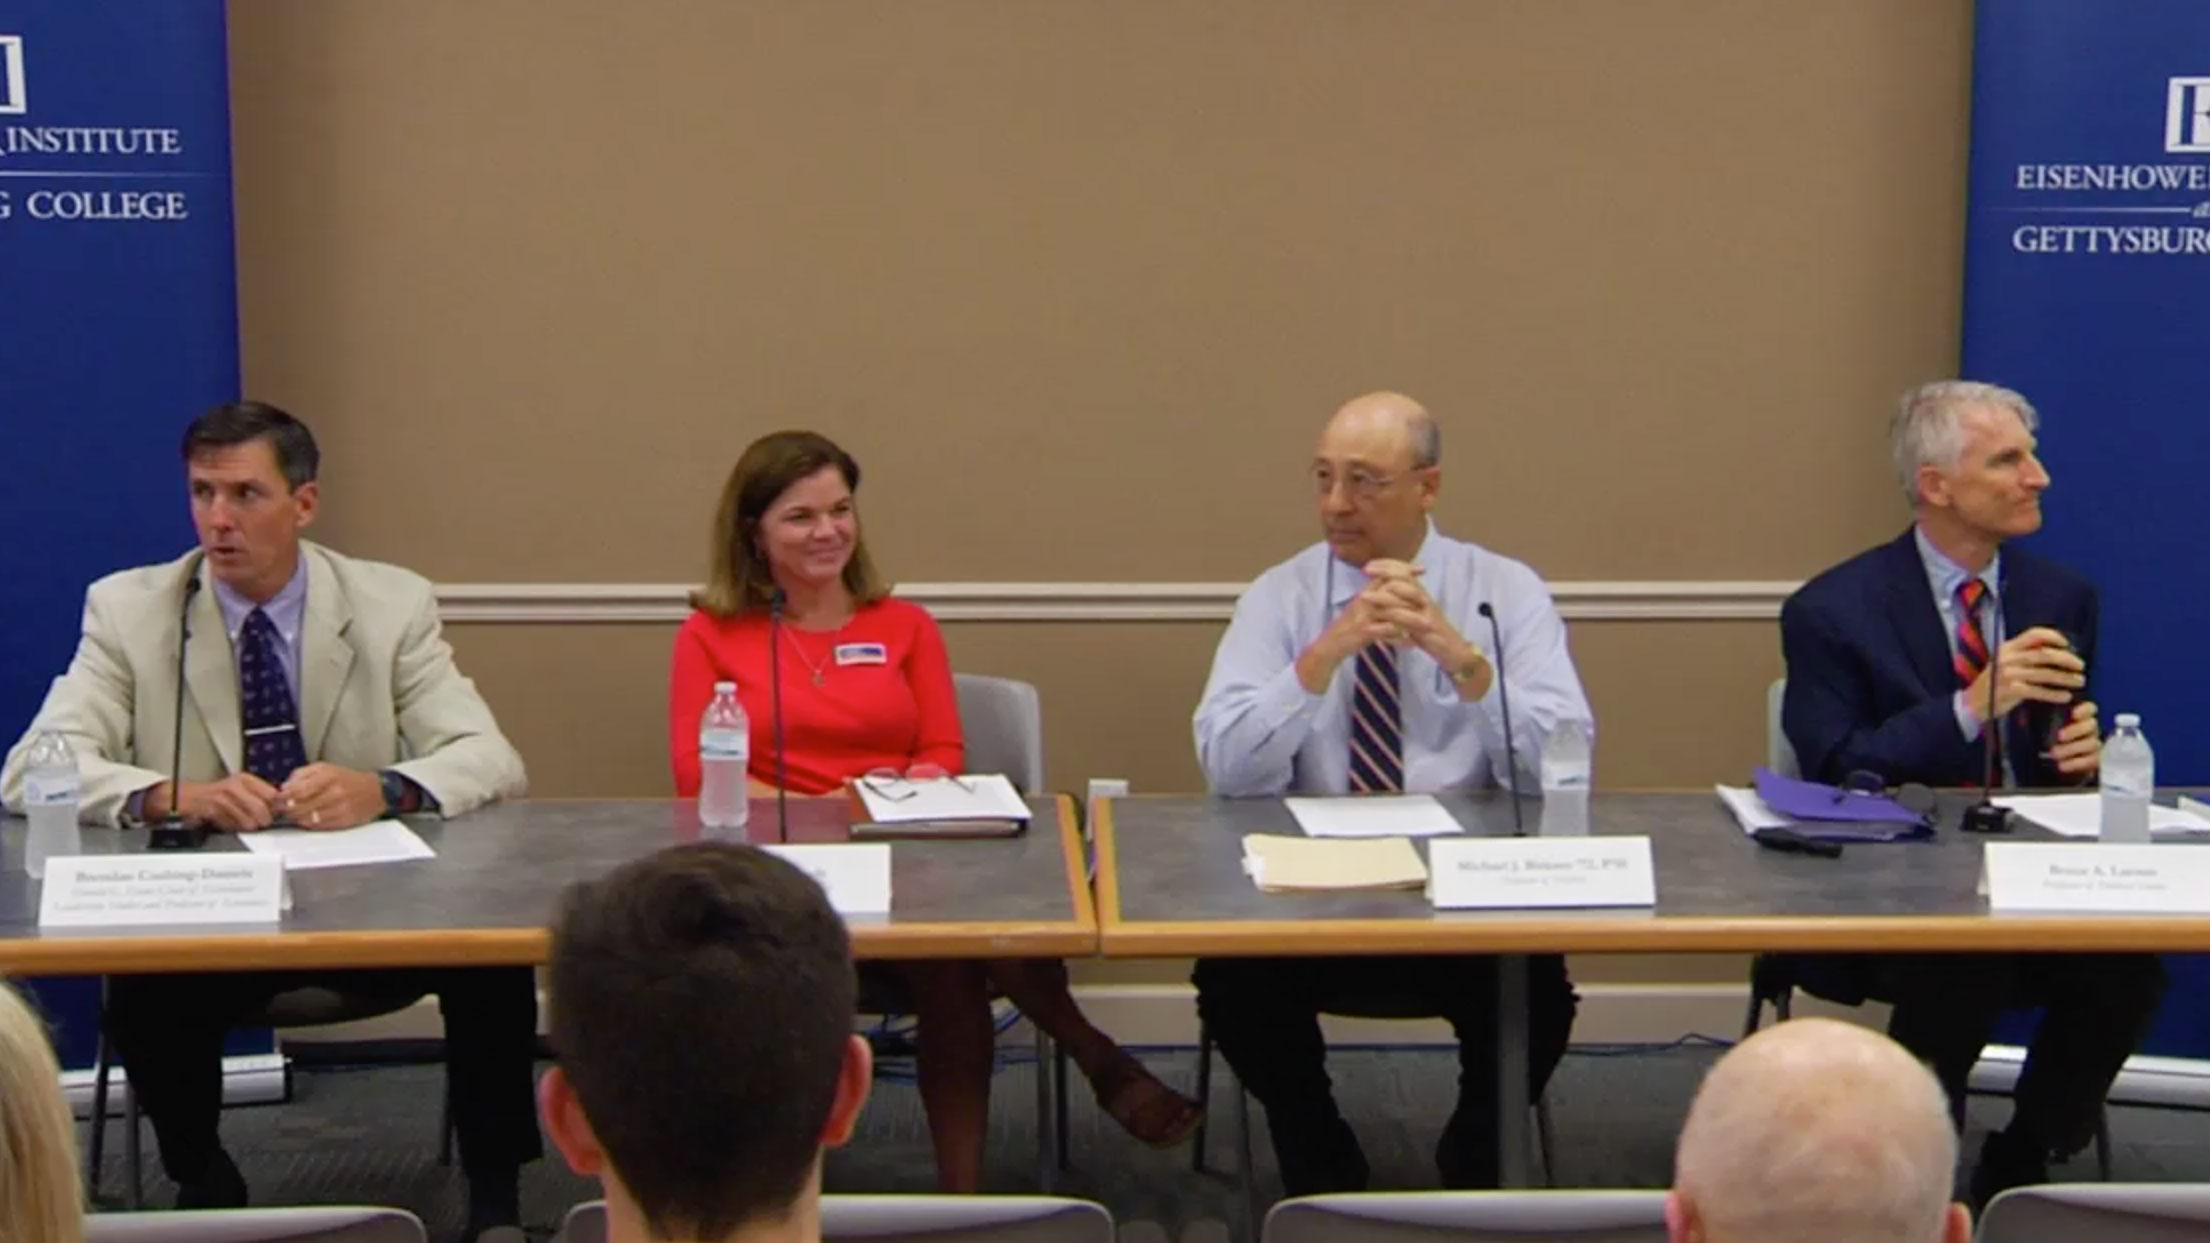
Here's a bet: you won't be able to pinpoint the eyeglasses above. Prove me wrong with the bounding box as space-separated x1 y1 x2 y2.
1838 770 1939 822
861 764 975 801
1310 465 1405 500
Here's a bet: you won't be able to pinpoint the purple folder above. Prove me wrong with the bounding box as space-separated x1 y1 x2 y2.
1752 767 1933 840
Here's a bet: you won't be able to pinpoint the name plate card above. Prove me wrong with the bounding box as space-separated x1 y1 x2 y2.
1429 837 1657 910
1984 842 2210 913
765 844 892 915
38 856 286 928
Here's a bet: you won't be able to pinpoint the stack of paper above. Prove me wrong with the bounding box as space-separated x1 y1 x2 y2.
853 773 1030 823
1284 794 1464 838
239 820 437 870
1241 834 1429 893
1715 785 1790 834
1993 793 2210 839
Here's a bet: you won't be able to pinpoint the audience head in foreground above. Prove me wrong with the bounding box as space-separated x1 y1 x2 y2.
0 982 82 1243
541 843 870 1243
1670 1018 1969 1243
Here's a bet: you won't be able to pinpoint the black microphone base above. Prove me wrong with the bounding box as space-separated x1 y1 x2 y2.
147 820 210 850
1961 802 2014 835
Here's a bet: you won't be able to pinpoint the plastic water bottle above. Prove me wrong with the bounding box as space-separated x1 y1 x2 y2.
21 731 82 880
2100 713 2154 845
1538 719 1593 837
698 681 751 835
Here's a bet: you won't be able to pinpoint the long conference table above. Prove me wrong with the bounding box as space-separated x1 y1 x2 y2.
7 789 2209 1189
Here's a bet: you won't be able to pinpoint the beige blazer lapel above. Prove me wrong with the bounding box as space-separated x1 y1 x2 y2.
182 560 243 775
299 546 355 760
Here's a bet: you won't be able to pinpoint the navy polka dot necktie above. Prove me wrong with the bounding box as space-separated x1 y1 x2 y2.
238 608 307 784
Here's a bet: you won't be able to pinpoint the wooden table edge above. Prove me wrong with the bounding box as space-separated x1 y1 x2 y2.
1094 798 1123 935
1096 914 2210 957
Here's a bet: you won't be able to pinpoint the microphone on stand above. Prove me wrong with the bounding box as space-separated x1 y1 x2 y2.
1961 585 2014 834
1477 603 1526 837
150 557 209 851
769 588 790 845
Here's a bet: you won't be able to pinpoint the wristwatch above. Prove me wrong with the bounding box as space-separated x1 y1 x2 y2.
1447 650 1490 686
378 770 412 817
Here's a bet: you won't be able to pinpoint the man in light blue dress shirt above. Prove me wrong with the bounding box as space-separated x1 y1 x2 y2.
1190 391 1591 1194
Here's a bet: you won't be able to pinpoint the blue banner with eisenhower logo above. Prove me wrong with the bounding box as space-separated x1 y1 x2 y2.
1963 1 2210 1065
0 2 237 1067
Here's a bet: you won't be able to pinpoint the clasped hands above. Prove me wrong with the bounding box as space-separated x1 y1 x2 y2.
146 763 384 833
1295 559 1492 700
1965 625 2101 776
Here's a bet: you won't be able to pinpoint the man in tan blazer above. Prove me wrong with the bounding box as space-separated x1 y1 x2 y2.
1 402 537 1243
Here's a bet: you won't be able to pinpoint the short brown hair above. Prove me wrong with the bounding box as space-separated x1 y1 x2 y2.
549 843 857 1240
691 431 890 617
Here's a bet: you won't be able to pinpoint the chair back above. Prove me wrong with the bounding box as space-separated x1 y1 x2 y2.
1979 1184 2210 1243
1766 678 1799 778
562 1197 1112 1243
955 673 1045 795
88 1208 426 1243
1265 1192 1669 1243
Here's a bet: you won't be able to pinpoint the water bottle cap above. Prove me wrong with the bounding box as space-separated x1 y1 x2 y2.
2115 712 2141 729
713 681 736 694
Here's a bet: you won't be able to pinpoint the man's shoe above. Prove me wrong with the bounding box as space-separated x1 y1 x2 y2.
1271 1113 1369 1198
172 1149 247 1210
1970 1127 2050 1212
1435 1109 1502 1190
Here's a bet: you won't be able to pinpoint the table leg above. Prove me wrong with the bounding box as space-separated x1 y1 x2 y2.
1496 952 1532 1188
1033 1025 1054 1192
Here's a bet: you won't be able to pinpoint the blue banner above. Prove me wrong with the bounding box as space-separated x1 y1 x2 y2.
0 1 238 1065
1963 0 2210 1061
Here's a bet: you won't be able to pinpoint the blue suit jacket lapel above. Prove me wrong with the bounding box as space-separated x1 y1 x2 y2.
1881 531 1955 702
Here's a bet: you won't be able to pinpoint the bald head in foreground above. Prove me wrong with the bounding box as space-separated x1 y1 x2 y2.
1670 1018 1970 1243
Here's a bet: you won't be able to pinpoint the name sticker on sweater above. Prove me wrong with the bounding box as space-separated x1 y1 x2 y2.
835 643 888 666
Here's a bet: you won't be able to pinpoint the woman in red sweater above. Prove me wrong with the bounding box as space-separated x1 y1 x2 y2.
669 431 1198 1190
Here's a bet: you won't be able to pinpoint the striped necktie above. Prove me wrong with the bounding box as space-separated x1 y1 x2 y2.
1953 580 1992 687
1348 644 1404 793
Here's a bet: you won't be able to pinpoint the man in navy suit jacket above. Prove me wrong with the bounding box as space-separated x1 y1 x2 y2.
1779 381 2162 1208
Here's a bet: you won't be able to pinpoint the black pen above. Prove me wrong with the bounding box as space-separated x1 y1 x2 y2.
1753 827 1843 859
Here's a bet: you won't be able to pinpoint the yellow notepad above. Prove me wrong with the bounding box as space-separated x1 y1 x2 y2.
1241 834 1430 893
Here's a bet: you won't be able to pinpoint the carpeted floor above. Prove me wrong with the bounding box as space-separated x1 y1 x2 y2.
83 1039 2209 1242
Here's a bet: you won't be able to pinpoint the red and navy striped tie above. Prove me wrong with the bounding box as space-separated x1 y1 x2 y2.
1953 580 1991 687
1348 644 1404 793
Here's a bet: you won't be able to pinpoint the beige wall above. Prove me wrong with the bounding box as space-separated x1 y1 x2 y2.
227 1 1977 986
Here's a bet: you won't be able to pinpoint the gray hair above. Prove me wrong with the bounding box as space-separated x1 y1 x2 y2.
1408 408 1441 469
1675 1019 1957 1243
1890 380 2038 507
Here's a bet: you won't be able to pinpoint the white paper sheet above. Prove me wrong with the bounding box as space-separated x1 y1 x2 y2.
1991 792 2210 839
853 773 1030 824
239 820 438 870
1716 785 1791 835
1283 795 1463 838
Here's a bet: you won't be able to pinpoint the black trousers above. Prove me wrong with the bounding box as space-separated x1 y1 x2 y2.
1192 954 1577 1196
106 966 543 1187
1801 951 2165 1158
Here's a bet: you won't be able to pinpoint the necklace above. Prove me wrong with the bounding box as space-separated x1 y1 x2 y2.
786 624 845 686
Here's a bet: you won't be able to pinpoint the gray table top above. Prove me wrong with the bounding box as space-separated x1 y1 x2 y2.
1096 791 2210 956
0 796 1088 975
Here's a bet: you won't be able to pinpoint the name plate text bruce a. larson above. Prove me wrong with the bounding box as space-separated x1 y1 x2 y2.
1429 837 1657 910
38 856 286 928
764 844 892 915
1985 842 2210 913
